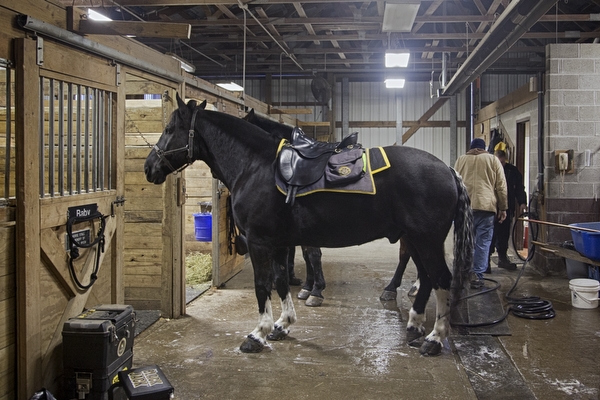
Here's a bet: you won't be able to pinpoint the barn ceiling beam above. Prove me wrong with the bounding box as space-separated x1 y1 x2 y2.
180 31 600 44
163 45 543 57
101 14 595 27
64 0 432 5
75 19 192 38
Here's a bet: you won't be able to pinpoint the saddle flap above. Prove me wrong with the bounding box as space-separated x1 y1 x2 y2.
278 146 331 186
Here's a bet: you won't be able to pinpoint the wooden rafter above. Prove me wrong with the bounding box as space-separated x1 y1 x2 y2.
401 97 449 144
76 19 192 38
293 2 320 45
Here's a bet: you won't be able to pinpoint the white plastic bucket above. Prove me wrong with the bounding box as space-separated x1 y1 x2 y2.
568 278 600 309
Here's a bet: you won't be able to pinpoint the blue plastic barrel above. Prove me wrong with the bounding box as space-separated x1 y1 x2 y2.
193 213 212 241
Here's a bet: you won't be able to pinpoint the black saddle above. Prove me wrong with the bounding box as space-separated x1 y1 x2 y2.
277 128 361 204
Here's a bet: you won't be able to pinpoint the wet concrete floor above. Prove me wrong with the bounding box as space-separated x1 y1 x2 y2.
133 239 600 399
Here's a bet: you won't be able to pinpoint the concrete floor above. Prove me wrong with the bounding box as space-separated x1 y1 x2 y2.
133 239 600 399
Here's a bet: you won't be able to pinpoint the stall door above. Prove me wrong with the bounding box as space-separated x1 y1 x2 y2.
15 37 124 397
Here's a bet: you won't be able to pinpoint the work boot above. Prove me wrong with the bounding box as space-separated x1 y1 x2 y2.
470 278 484 289
497 255 517 271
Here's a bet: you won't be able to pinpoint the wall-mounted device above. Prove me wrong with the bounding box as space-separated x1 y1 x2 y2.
559 153 568 171
554 149 574 174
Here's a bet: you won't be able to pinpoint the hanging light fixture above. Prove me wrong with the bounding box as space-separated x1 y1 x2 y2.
216 82 244 92
385 50 410 68
384 78 406 89
88 9 112 21
166 52 196 73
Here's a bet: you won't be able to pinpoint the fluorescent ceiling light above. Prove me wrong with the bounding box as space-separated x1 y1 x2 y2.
166 52 195 73
216 82 244 92
385 79 405 89
385 51 410 68
382 2 420 32
88 9 112 21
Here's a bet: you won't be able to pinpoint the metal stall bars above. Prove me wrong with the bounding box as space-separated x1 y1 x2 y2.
39 78 114 198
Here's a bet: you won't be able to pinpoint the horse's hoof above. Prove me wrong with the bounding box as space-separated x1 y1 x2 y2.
379 290 397 301
267 326 288 341
297 289 311 300
407 286 419 297
240 336 264 353
406 326 424 347
305 295 324 307
419 339 442 356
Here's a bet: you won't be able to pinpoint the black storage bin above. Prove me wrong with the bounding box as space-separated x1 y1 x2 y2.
64 351 132 400
63 305 136 399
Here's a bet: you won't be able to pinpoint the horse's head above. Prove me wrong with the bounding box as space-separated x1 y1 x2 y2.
144 94 206 184
243 109 293 141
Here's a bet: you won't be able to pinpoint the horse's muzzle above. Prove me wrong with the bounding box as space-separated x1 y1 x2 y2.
144 158 167 184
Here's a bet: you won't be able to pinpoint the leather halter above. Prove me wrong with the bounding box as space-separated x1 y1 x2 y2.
152 107 199 174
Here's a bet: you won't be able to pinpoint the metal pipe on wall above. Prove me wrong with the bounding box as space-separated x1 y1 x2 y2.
17 15 185 84
442 0 559 96
537 72 544 195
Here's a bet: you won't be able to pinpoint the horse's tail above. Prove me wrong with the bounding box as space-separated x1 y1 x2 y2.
450 167 474 307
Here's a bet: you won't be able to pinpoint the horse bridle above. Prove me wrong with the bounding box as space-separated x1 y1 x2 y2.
152 107 199 174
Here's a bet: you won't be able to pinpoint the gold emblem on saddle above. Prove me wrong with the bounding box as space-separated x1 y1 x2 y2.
338 166 352 176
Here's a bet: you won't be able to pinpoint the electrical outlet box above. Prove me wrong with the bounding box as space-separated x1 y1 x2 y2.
555 149 574 174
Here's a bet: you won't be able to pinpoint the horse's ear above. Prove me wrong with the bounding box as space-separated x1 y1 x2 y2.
244 109 255 121
176 93 186 110
199 100 207 109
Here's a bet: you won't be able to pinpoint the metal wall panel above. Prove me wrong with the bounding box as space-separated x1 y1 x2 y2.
480 73 534 105
244 78 472 165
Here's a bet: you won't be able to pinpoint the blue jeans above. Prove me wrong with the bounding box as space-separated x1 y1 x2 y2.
472 211 495 279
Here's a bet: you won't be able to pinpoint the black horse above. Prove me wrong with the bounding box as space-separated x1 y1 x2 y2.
243 110 421 304
242 110 326 306
145 95 473 356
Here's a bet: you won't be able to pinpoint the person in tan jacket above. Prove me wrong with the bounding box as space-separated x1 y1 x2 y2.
454 138 508 288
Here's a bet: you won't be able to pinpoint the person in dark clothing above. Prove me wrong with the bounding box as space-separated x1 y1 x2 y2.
488 149 527 271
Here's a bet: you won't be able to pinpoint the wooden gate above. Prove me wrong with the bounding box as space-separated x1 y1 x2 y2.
15 37 124 395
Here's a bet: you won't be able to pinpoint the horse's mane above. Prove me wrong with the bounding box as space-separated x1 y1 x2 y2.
197 109 282 156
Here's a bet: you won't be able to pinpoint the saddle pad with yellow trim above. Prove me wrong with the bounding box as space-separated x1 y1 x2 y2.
275 146 391 198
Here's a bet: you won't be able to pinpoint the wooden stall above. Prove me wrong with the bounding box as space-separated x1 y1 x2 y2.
0 64 15 400
0 2 280 397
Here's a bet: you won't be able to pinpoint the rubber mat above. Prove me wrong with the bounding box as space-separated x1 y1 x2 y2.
452 288 511 336
451 335 536 400
134 309 161 337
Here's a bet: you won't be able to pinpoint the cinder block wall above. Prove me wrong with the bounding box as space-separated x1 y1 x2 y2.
535 44 600 273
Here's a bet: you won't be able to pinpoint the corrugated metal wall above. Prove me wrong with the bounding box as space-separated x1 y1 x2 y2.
480 73 534 105
243 74 529 166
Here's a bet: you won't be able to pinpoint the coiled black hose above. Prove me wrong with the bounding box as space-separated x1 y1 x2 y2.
451 191 555 327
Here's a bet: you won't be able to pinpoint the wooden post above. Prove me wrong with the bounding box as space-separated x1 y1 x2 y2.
112 69 126 304
15 37 42 398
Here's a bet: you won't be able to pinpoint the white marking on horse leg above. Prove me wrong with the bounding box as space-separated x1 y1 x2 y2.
407 307 426 332
425 289 450 344
274 292 297 334
248 298 274 344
